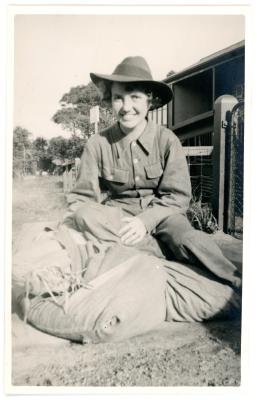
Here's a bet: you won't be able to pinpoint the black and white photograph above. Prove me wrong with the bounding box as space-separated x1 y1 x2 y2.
3 1 257 396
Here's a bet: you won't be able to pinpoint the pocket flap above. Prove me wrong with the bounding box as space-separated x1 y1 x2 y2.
145 162 163 179
113 168 129 183
101 168 129 183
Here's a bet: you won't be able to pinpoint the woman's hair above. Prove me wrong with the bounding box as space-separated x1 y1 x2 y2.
98 80 162 110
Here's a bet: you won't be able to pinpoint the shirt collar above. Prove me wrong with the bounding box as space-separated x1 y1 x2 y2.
110 119 156 157
137 119 157 155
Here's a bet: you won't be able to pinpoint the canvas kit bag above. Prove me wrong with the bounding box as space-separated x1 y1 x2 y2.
12 221 240 343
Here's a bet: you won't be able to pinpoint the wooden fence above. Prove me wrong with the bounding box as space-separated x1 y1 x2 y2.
63 158 80 193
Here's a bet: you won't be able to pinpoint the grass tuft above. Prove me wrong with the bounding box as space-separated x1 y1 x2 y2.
187 196 219 234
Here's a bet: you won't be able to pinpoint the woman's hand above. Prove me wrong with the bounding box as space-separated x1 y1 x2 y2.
118 217 147 245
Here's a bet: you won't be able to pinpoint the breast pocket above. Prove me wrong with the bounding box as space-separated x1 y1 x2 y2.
144 162 163 180
100 167 129 184
112 168 129 184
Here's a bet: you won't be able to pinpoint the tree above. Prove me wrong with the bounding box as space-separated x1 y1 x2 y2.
52 82 114 139
60 83 100 106
52 107 91 137
13 126 33 177
47 136 69 162
32 136 52 172
66 135 85 160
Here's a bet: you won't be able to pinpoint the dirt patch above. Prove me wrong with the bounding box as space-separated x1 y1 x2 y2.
12 316 241 387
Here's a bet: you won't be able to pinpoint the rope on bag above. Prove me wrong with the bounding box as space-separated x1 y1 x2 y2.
20 224 111 321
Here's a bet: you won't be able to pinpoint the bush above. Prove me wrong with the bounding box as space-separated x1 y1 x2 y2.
187 196 219 234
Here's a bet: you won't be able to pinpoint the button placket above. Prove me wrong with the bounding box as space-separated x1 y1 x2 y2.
131 141 140 188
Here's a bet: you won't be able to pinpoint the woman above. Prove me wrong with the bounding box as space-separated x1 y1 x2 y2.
67 56 241 289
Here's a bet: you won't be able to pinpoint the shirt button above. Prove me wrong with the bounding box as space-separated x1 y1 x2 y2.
108 175 113 180
135 176 140 182
133 158 138 164
131 141 136 147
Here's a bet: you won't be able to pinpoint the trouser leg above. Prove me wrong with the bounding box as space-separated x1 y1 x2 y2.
72 202 124 243
70 202 142 276
155 214 241 288
71 202 165 259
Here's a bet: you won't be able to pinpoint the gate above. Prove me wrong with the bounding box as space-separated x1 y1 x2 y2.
226 101 244 238
212 95 244 238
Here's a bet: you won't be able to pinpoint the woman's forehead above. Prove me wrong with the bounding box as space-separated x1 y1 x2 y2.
111 82 148 94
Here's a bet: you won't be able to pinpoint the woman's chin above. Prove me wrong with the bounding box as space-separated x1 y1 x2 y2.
119 120 137 132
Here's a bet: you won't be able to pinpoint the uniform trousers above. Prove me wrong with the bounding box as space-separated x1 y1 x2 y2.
71 201 241 289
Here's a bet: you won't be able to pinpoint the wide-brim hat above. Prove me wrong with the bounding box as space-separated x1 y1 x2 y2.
90 56 173 110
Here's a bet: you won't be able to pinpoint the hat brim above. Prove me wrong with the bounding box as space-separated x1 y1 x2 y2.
90 72 173 110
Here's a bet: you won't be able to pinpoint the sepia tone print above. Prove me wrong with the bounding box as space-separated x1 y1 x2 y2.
9 10 246 390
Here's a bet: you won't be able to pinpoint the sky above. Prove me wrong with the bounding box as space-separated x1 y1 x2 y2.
13 12 245 139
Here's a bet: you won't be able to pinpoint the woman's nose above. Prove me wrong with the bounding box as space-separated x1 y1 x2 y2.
121 96 132 112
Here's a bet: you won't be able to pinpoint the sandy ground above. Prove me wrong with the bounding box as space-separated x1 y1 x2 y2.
10 176 242 388
12 313 241 387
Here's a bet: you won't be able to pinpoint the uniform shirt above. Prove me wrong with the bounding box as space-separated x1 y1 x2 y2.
70 119 192 233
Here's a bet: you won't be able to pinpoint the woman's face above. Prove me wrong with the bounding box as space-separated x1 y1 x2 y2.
111 82 150 133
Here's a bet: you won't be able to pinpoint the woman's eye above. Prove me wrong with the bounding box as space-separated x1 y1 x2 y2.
112 95 122 101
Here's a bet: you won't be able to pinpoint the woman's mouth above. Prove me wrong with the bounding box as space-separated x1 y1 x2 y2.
120 114 137 121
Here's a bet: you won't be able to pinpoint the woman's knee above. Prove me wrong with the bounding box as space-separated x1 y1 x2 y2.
74 203 102 230
74 202 123 235
157 214 194 247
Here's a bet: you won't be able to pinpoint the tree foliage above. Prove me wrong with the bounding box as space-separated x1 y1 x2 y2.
52 107 90 137
13 126 34 177
47 136 69 161
13 82 116 176
60 83 100 106
47 135 85 163
66 135 85 160
12 126 86 177
52 82 114 139
32 137 52 171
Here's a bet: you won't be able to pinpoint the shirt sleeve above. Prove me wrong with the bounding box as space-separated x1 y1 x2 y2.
65 141 102 210
137 135 192 233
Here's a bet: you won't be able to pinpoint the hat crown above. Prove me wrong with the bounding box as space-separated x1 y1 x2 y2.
113 56 153 80
90 55 173 110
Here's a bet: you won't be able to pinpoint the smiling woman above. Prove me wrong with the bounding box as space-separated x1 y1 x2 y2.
111 82 150 135
67 55 242 290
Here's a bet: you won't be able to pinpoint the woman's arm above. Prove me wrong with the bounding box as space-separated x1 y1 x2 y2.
66 142 102 211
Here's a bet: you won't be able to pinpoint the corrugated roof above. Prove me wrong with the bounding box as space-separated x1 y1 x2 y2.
164 40 245 83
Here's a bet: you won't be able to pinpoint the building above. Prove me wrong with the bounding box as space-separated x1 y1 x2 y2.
149 40 245 236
